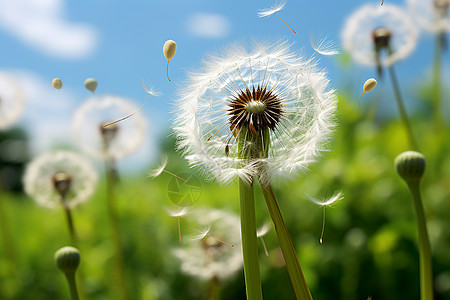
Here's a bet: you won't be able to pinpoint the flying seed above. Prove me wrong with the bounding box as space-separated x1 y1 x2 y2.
358 78 377 106
84 78 98 93
163 40 177 82
52 78 62 89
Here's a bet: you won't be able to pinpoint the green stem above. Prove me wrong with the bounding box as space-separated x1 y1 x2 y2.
60 196 77 246
432 34 443 131
208 276 221 300
65 272 80 300
239 178 263 300
105 159 129 300
0 193 18 274
407 181 434 300
261 184 312 300
387 62 419 151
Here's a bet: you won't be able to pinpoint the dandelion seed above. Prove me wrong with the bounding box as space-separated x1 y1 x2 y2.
257 222 271 257
258 1 296 33
307 191 343 244
173 40 337 186
166 206 190 244
358 78 377 105
163 40 177 81
103 83 160 127
311 36 340 56
52 78 63 89
84 78 98 93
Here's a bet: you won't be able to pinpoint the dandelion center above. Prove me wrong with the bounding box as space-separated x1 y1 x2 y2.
372 27 392 49
52 171 72 198
228 86 282 137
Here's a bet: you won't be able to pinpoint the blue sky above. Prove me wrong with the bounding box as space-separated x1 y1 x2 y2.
0 0 446 171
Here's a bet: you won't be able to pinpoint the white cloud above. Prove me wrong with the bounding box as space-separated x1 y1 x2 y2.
0 0 98 59
187 13 231 38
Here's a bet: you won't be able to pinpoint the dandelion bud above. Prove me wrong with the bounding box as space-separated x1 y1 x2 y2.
395 151 426 183
163 40 177 81
54 246 80 274
358 78 377 105
84 78 98 93
52 78 63 89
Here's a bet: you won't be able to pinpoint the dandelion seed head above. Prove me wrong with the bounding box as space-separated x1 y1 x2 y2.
258 1 286 18
341 4 418 67
407 0 450 33
173 40 337 186
173 209 242 281
23 150 98 209
0 72 25 130
72 95 147 160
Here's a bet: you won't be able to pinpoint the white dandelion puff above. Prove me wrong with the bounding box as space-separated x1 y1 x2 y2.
173 209 242 281
0 72 25 130
407 0 450 34
23 150 98 209
72 95 147 161
307 191 343 244
173 40 337 186
341 3 418 67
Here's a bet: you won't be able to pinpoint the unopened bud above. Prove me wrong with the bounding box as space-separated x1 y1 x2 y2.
54 246 80 274
395 151 426 183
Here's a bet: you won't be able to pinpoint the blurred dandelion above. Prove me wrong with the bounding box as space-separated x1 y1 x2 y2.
174 40 335 299
23 150 97 243
258 1 296 34
0 72 25 130
341 3 418 75
173 208 242 298
72 95 146 161
307 191 343 244
342 4 419 150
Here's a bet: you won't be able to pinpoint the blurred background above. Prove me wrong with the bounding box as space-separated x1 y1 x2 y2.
0 0 449 299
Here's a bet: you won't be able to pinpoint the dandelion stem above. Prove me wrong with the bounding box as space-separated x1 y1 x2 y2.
261 184 313 300
432 34 443 130
0 193 18 274
407 181 434 300
239 178 263 300
209 276 221 300
60 196 78 245
105 158 129 300
65 272 80 300
387 56 418 151
275 11 296 34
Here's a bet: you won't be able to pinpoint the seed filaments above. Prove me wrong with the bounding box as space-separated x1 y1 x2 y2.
228 86 283 138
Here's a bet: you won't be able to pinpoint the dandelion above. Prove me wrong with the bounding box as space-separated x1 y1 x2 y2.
341 4 419 150
55 246 81 300
173 208 242 297
23 150 97 243
174 40 336 299
258 1 296 34
23 150 97 210
0 72 25 130
341 4 418 73
307 191 343 244
72 95 146 161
